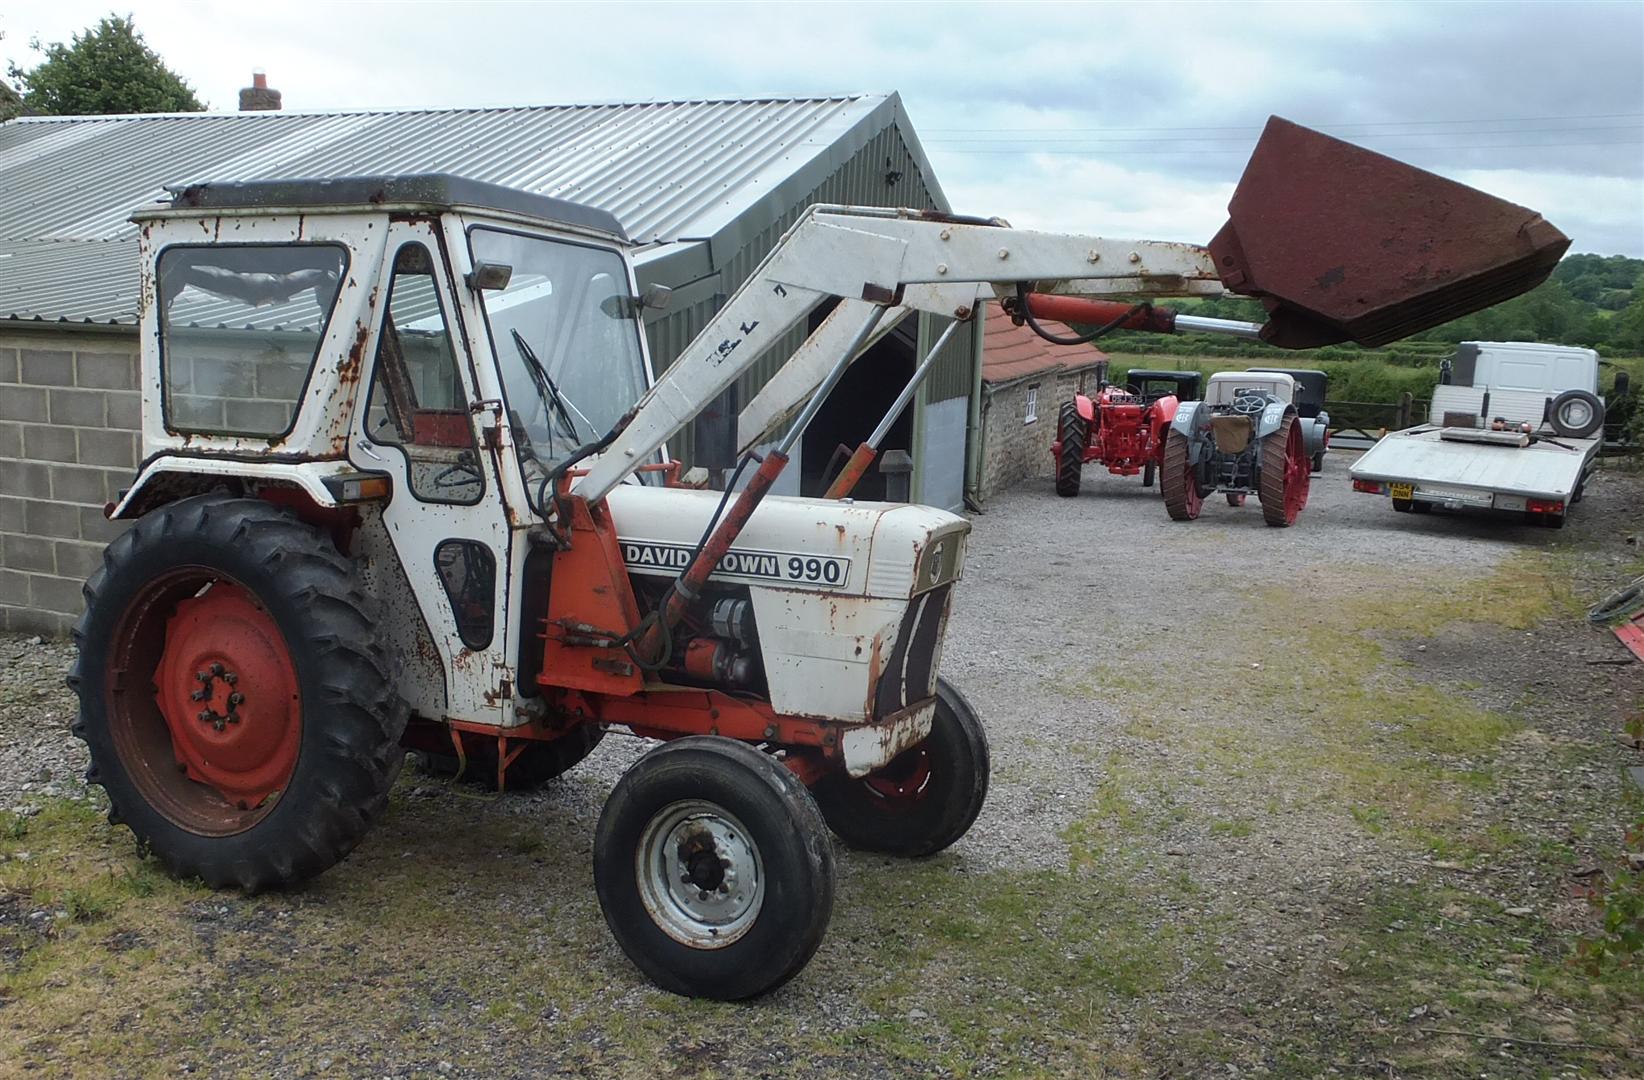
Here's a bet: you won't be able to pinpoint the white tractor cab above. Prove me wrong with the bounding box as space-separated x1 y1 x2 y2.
1351 341 1625 526
78 176 977 999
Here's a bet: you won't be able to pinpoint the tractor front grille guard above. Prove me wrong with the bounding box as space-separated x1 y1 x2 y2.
874 583 953 719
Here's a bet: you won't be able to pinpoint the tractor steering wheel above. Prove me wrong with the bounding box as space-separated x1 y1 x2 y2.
1232 391 1270 416
433 454 484 490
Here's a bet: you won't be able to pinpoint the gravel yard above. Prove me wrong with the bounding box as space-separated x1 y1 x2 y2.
3 452 1642 1078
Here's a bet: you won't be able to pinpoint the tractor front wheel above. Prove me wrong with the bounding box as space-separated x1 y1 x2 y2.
1055 402 1087 497
68 494 406 891
594 737 834 1000
1160 430 1203 521
1142 461 1156 488
1259 415 1311 527
813 677 989 857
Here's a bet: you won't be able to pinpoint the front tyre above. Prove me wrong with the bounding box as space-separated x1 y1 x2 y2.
68 494 406 891
594 737 834 1000
813 678 989 857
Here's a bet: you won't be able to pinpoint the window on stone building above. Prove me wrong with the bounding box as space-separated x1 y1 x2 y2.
1025 384 1039 425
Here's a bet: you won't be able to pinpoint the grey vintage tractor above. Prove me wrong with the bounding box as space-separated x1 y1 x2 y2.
1249 367 1330 472
1159 371 1312 526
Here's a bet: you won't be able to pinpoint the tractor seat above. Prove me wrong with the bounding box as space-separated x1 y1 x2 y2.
1211 414 1253 454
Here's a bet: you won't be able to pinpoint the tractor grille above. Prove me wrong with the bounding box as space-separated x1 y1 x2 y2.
873 583 953 718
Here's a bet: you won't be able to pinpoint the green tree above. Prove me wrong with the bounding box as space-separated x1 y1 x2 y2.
9 14 202 115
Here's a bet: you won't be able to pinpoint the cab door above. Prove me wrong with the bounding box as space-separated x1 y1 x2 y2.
347 221 516 724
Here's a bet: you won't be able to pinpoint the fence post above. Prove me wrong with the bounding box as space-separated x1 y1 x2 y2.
1397 392 1413 429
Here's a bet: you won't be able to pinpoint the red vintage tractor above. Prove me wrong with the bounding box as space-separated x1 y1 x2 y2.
1052 367 1202 496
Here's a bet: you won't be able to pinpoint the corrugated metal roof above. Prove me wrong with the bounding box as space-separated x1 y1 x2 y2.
980 303 1107 385
0 94 944 326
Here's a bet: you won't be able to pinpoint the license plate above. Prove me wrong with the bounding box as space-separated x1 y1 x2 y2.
1390 483 1414 500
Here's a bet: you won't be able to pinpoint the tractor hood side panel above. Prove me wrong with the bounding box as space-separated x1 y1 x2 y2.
603 486 970 723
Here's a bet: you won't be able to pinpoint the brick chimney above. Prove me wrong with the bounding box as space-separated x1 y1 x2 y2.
238 69 282 112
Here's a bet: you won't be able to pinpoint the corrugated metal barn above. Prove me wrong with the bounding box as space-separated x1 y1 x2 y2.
0 93 982 634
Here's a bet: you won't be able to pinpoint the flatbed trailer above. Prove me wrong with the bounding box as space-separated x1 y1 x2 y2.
1350 424 1599 526
1348 341 1622 528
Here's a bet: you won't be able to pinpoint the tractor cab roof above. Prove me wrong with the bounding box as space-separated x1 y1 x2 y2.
134 173 630 243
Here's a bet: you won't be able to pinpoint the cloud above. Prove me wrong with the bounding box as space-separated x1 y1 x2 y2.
3 0 1637 255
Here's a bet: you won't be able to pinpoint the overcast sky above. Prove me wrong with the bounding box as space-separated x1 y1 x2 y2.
4 0 1641 256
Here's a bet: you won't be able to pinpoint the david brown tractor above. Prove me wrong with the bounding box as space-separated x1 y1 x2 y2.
1052 367 1201 497
68 118 1568 999
1159 371 1314 525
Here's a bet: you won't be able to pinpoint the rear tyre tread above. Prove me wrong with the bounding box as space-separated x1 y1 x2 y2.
1055 402 1086 498
69 493 407 893
1160 430 1200 521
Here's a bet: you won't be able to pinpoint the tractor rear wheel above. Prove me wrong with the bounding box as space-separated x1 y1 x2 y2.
1160 430 1203 521
68 494 406 891
1259 415 1311 527
1055 402 1086 497
813 678 989 857
594 737 834 1000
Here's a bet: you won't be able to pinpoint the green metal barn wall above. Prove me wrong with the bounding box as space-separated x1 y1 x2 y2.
643 124 975 469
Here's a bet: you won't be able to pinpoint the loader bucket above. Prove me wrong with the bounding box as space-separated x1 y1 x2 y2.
1209 117 1570 349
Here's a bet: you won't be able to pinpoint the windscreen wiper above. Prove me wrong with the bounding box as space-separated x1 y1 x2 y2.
510 328 583 446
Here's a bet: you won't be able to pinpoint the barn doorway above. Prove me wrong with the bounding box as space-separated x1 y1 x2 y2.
799 314 918 500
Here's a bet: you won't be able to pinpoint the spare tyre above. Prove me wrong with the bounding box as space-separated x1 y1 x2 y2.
1548 389 1604 439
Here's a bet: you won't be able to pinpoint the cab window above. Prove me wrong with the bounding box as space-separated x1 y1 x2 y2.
157 243 346 436
364 244 482 504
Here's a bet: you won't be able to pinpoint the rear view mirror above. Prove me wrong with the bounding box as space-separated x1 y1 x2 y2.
466 261 513 291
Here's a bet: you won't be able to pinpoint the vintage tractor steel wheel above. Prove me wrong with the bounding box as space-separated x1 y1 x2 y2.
813 677 989 857
421 725 604 791
1055 402 1087 497
594 736 834 1000
1226 493 1247 507
68 494 406 891
1259 415 1311 527
1160 430 1203 521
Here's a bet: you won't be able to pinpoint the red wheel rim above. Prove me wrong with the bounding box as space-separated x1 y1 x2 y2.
107 570 301 835
862 744 933 805
1282 421 1311 524
1181 458 1203 518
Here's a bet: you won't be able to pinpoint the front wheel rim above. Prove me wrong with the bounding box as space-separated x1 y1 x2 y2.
635 800 765 949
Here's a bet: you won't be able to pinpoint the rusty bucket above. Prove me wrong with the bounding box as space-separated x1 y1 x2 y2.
1209 117 1570 349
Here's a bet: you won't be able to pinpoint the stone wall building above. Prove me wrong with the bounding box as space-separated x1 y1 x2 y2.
974 304 1108 503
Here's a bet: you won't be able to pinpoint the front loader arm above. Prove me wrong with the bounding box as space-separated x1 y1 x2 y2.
573 207 1225 503
575 116 1569 505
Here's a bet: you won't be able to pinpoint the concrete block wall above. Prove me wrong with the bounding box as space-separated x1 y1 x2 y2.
977 367 1098 503
0 332 141 636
